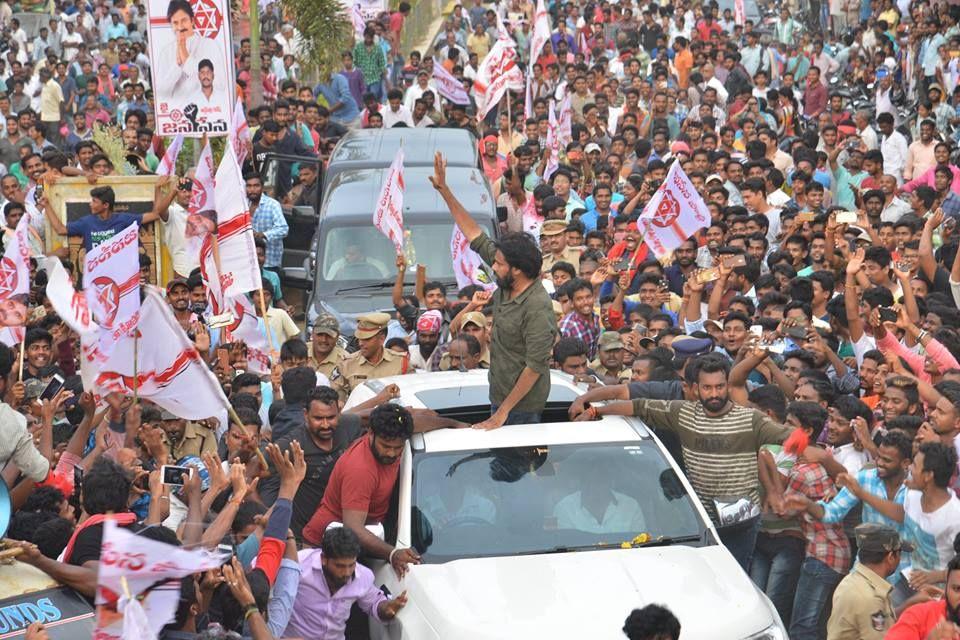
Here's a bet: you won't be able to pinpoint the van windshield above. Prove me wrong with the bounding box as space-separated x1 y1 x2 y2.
317 221 494 285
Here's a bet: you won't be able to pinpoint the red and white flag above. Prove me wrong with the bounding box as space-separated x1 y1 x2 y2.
473 38 524 120
83 222 141 355
524 69 534 120
187 141 217 255
432 61 470 105
557 92 572 145
0 213 32 327
230 98 251 166
156 135 184 177
44 257 98 342
734 0 746 25
450 227 496 291
89 288 230 428
638 162 711 259
372 148 405 255
212 144 261 299
95 519 225 640
529 0 550 68
543 98 561 182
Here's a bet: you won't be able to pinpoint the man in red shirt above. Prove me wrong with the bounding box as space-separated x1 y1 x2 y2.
886 555 960 639
302 403 421 577
802 67 828 119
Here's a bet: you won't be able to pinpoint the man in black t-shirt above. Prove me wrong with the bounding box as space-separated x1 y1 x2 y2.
258 386 363 542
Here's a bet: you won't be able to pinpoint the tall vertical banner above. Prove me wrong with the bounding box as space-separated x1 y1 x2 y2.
529 0 550 68
638 162 711 259
372 149 405 255
147 0 234 136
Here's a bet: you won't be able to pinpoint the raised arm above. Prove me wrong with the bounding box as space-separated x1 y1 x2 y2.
430 152 481 241
844 247 866 344
918 209 942 283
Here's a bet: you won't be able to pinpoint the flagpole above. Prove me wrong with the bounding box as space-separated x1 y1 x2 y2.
257 288 277 357
132 333 139 404
506 92 513 154
17 339 24 381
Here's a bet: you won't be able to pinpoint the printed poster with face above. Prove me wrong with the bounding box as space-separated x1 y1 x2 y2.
147 0 235 137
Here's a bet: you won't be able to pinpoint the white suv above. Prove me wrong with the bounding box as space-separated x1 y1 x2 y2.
344 370 786 639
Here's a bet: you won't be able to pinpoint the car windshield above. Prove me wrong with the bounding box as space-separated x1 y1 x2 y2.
317 221 494 286
410 440 707 561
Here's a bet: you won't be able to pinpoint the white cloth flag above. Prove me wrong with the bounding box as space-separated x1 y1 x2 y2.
432 61 470 105
529 0 550 68
96 519 226 640
156 135 184 177
0 213 32 327
521 192 543 240
187 141 217 256
473 38 524 119
88 288 230 427
557 92 572 145
372 148 405 255
450 227 496 291
543 99 561 182
350 3 366 38
214 144 261 298
230 98 251 166
83 223 141 356
638 162 711 259
44 257 98 341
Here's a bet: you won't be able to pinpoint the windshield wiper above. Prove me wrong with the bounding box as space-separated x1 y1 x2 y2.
519 534 705 555
333 281 395 294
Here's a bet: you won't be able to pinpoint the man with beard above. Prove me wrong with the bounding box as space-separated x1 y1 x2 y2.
158 409 217 460
579 355 804 572
432 153 556 429
785 430 913 591
302 404 421 577
408 310 442 371
663 238 698 295
284 526 407 637
885 551 960 638
309 313 346 381
166 278 194 333
260 386 363 541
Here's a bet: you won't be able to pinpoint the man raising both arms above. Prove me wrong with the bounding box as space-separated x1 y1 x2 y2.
429 152 557 429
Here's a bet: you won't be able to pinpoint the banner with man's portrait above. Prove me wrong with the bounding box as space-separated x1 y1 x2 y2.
147 0 234 137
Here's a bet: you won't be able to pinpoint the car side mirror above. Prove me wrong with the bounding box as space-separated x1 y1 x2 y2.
410 506 433 555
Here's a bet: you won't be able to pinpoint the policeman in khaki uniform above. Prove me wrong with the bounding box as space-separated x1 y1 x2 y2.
540 219 582 275
589 332 626 381
826 523 909 640
309 312 346 380
330 312 410 401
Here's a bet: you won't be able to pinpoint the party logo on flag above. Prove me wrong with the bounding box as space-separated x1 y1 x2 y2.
650 191 681 228
91 277 121 325
0 257 20 296
191 0 224 38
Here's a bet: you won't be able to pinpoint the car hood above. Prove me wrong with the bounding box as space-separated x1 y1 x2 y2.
401 546 776 639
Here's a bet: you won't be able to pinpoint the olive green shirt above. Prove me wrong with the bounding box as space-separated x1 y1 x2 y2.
470 232 557 413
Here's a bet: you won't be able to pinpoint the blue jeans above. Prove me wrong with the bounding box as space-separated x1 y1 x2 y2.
789 557 844 640
750 533 805 628
717 515 762 573
490 405 541 426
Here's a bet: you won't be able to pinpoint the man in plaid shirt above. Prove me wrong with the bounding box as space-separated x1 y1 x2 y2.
782 453 852 640
245 173 289 270
787 430 913 585
558 278 601 359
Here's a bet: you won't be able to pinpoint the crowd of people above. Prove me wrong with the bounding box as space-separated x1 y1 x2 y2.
4 0 960 637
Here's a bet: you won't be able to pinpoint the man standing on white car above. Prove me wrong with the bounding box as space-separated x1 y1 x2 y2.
430 152 557 430
578 355 840 572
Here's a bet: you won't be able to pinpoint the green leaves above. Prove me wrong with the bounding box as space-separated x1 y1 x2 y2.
279 0 353 76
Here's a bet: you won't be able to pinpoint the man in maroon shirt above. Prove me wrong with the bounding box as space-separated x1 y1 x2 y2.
303 403 421 577
803 67 828 119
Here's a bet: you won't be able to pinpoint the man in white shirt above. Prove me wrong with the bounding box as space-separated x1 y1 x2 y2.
155 0 227 102
878 112 908 184
381 88 414 128
59 19 83 63
854 110 878 150
403 70 439 112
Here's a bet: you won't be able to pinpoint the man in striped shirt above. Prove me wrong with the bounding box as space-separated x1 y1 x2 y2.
582 353 817 571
